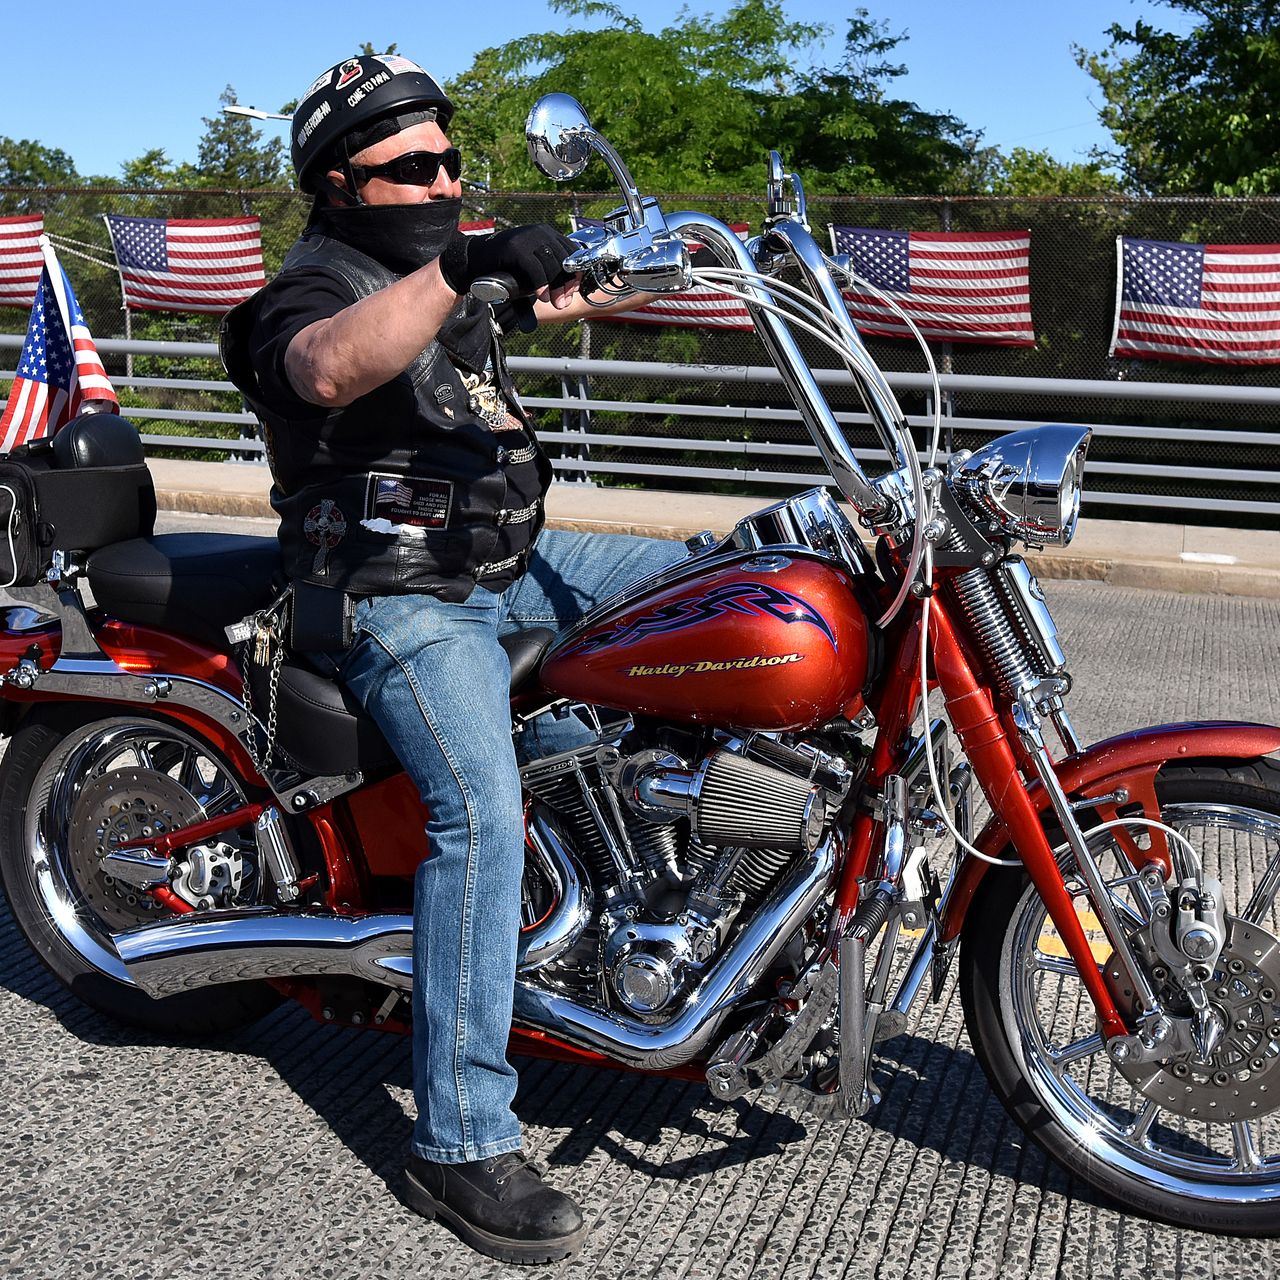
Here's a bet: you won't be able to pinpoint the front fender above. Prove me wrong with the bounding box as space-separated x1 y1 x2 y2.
940 720 1280 943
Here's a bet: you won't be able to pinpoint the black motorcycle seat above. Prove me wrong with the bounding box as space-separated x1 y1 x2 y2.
87 533 282 652
85 532 558 778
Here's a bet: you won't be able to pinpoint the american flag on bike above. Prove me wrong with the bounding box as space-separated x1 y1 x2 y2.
1109 237 1280 365
0 241 118 452
831 226 1035 347
572 218 754 330
0 215 45 310
103 214 266 314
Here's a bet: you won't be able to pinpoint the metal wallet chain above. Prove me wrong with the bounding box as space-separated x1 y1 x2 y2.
236 586 292 776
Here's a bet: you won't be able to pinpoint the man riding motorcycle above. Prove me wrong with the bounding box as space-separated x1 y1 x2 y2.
220 53 679 1265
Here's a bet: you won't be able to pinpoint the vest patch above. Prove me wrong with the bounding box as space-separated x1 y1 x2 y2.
365 473 453 528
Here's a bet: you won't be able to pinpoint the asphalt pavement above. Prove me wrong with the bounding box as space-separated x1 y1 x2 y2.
1 510 1279 1279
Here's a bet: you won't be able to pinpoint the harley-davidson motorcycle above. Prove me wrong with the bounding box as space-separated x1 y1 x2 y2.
3 94 1280 1236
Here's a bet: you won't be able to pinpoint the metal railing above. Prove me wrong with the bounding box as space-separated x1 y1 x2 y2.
4 335 1279 517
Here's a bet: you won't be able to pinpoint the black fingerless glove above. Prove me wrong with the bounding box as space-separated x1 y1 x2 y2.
438 223 577 297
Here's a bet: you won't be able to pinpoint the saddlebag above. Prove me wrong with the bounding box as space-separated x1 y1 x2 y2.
0 413 156 588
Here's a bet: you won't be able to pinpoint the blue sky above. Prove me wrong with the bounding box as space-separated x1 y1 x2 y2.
10 0 1184 181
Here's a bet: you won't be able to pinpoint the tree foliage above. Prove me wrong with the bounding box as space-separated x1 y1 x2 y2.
446 0 981 194
0 137 81 189
1077 0 1280 194
195 87 287 189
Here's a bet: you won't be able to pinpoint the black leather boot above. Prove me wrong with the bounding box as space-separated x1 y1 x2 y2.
404 1150 586 1264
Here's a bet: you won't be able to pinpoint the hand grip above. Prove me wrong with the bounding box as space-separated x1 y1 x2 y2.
470 273 516 304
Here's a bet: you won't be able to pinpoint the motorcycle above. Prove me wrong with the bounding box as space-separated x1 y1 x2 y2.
3 93 1280 1237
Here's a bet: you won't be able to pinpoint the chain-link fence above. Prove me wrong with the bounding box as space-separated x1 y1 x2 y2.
3 186 1279 523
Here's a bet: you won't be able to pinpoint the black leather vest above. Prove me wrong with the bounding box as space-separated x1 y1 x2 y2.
220 232 552 602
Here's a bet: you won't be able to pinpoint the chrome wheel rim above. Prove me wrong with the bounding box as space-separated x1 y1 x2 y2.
23 718 254 982
1003 801 1280 1199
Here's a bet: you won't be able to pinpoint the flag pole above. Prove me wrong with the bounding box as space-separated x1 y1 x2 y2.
100 213 133 378
37 236 75 350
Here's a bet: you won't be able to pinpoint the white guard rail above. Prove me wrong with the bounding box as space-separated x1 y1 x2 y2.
3 335 1279 517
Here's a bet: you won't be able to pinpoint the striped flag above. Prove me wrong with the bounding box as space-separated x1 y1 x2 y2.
103 214 266 314
460 219 495 236
0 216 45 310
573 218 754 330
1109 237 1280 365
0 241 118 452
832 227 1035 347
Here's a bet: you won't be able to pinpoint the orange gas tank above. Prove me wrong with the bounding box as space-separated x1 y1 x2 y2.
540 552 871 732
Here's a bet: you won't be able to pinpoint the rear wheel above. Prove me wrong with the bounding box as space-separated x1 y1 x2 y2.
0 704 280 1035
961 758 1280 1234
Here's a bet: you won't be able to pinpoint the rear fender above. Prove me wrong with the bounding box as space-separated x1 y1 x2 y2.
0 605 257 777
940 720 1280 943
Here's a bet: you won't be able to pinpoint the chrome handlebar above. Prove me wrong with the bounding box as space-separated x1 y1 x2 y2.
525 94 920 534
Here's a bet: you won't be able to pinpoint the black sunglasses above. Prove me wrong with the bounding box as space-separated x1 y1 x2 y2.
348 147 463 187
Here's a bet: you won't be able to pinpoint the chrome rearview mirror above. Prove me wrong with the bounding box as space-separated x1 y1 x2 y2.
525 94 595 181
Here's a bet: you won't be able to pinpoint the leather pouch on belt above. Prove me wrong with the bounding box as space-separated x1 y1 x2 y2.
290 580 356 652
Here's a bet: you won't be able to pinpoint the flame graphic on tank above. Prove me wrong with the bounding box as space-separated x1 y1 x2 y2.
562 581 838 656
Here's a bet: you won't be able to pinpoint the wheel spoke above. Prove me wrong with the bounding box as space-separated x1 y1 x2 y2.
1048 1031 1104 1067
1126 1098 1160 1143
1033 951 1104 980
1233 1121 1263 1172
135 743 156 771
177 748 200 795
1242 845 1280 926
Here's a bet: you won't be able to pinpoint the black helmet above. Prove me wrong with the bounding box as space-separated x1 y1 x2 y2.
291 54 455 193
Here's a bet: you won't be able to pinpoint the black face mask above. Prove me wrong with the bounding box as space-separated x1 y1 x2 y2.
310 196 462 277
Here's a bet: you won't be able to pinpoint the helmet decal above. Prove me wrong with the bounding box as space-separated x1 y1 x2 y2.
376 55 428 76
294 99 332 151
301 68 333 100
335 59 365 91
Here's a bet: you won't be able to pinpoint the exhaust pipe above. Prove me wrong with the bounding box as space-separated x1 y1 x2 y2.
113 825 834 1072
113 813 593 998
512 834 836 1069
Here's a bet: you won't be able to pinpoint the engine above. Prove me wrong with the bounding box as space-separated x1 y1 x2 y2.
518 716 860 1021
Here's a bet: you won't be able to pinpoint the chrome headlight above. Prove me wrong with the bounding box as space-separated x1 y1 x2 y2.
950 425 1092 547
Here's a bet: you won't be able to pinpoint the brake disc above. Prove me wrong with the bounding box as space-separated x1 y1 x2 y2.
68 768 203 930
1105 916 1280 1122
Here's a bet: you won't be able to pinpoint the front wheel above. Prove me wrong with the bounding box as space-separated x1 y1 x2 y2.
961 758 1280 1235
0 704 281 1036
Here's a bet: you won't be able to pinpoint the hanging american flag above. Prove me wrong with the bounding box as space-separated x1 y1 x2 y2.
572 218 754 330
103 214 266 314
831 227 1035 347
460 219 495 236
0 242 118 452
0 216 45 310
1109 237 1280 365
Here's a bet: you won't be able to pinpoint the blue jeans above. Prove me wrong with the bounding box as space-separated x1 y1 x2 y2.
330 529 683 1162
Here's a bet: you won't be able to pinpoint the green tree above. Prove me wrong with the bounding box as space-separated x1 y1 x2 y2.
194 86 287 188
1076 0 1280 194
775 12 978 193
446 0 979 194
0 137 80 187
985 146 1123 196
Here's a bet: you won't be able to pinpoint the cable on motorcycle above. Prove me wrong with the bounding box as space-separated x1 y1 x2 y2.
691 265 931 627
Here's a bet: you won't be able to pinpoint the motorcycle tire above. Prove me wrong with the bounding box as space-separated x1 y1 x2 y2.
0 703 282 1037
960 757 1280 1235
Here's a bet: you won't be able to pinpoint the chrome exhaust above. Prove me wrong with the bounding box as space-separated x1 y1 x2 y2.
112 811 592 997
114 823 835 1074
511 833 837 1069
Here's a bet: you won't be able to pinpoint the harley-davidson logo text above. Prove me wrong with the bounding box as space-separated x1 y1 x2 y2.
624 652 804 678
